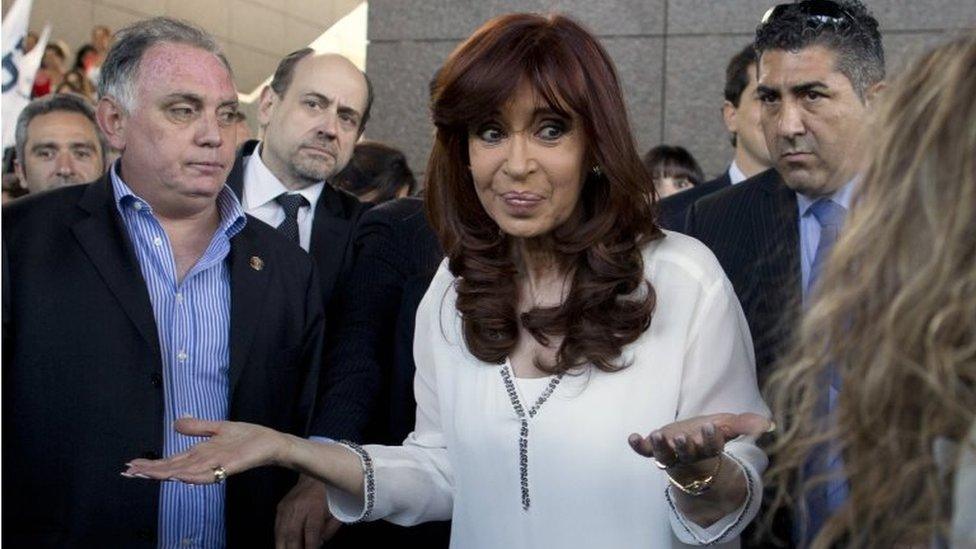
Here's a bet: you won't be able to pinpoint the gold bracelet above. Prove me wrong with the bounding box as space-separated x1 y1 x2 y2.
666 454 723 496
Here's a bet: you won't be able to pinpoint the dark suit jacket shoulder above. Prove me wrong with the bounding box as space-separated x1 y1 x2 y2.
2 175 324 548
685 168 801 386
656 170 731 232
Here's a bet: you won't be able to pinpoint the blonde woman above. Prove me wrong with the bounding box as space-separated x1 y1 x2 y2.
763 32 976 549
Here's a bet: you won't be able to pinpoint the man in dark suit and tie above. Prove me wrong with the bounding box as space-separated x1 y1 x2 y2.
684 1 886 545
3 18 323 547
222 49 375 547
657 44 771 231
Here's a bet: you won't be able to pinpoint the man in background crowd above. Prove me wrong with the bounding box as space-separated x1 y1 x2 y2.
658 44 772 230
13 93 106 195
223 48 374 548
685 0 886 544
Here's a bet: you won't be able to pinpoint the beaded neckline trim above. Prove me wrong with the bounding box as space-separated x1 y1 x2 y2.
499 363 564 511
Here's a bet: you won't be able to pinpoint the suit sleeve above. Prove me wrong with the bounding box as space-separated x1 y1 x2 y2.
327 264 455 525
296 259 327 437
308 211 400 442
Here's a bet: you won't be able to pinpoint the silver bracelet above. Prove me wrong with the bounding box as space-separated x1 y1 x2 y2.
337 440 375 523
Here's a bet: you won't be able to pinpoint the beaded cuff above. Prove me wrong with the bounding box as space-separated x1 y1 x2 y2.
337 440 375 523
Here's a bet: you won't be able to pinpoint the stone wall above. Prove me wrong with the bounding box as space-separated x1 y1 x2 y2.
365 0 975 179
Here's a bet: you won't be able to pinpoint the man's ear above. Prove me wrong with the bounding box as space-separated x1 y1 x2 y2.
96 96 127 151
257 86 277 127
863 80 887 109
13 158 25 186
722 100 738 134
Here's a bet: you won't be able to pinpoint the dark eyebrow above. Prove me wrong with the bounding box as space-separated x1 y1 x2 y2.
790 81 830 95
30 142 59 152
756 84 779 96
69 142 98 151
305 91 362 120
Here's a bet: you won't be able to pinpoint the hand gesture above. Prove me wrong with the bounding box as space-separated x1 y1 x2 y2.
123 417 287 484
628 413 772 480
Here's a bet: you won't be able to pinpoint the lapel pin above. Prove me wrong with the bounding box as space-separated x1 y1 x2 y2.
249 256 264 271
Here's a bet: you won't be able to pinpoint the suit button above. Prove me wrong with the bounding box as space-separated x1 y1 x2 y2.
141 450 160 460
150 373 162 387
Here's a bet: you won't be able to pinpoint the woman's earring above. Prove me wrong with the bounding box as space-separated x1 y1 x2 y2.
592 165 603 177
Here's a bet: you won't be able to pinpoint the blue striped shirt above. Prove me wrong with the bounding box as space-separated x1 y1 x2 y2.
111 166 246 549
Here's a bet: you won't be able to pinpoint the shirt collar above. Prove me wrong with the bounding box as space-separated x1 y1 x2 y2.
242 142 325 212
110 160 247 240
728 161 748 185
797 175 859 218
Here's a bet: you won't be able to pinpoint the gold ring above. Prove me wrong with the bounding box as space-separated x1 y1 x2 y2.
212 466 227 483
652 458 670 470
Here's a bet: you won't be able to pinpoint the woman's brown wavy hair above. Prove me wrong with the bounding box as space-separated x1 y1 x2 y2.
763 32 976 548
425 13 661 374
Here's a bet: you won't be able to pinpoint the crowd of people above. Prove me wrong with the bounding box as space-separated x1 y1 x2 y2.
2 1 974 548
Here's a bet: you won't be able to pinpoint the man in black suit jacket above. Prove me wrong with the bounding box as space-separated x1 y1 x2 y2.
2 18 322 547
685 1 886 545
658 43 770 231
225 48 375 546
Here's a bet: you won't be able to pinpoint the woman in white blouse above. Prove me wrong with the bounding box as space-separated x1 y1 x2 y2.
127 13 771 547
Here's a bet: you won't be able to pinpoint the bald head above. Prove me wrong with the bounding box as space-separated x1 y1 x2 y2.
258 51 372 190
268 50 372 133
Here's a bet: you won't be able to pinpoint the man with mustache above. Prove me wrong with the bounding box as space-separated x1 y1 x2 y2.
13 93 107 196
223 49 374 547
3 18 324 547
685 1 885 545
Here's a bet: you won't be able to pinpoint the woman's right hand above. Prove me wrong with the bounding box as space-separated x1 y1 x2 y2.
123 417 291 484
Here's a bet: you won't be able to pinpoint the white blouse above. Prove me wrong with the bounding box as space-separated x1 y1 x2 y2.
329 230 770 548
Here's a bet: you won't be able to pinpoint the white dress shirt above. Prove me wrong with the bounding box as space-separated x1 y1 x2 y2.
241 143 325 251
728 160 748 185
329 231 770 548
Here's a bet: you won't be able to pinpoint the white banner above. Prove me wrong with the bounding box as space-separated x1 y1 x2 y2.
2 0 50 150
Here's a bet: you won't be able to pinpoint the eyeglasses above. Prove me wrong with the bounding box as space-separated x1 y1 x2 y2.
760 0 857 28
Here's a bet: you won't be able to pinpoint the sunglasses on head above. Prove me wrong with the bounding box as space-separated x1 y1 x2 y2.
761 0 856 27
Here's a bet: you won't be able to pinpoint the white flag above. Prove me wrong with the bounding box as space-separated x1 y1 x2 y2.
2 0 51 150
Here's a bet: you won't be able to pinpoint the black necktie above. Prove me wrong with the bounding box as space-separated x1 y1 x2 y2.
275 193 308 244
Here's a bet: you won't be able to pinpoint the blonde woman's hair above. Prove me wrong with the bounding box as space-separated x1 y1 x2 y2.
763 31 976 548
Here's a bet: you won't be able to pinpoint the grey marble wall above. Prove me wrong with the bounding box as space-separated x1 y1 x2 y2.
366 0 975 180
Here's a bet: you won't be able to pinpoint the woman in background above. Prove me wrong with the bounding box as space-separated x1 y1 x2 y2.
763 32 976 549
333 141 417 204
642 144 705 199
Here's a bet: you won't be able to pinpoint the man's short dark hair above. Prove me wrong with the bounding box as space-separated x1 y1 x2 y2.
268 48 374 134
15 93 107 168
724 44 759 148
724 44 759 107
754 0 885 99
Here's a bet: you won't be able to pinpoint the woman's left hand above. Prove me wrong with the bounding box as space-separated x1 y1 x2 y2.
628 413 771 480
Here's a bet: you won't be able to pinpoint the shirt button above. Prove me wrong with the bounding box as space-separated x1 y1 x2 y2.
181 538 193 546
153 236 163 246
177 350 188 362
132 202 143 211
175 293 184 304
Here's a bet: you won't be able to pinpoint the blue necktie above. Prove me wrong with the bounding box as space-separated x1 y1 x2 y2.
806 198 846 295
800 198 849 545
